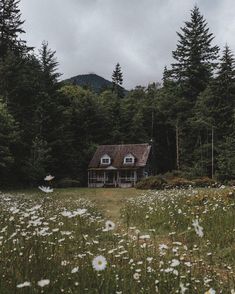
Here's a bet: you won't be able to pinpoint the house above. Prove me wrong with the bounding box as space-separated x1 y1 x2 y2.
88 143 151 188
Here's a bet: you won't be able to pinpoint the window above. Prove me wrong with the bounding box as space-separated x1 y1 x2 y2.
124 154 134 164
100 154 111 165
102 158 110 164
125 157 133 163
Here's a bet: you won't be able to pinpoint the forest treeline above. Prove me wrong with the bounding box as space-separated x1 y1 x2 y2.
0 1 234 187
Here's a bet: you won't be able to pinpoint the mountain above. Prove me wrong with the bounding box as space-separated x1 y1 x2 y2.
64 73 127 94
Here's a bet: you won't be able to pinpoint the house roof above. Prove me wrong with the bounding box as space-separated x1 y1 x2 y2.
88 143 151 169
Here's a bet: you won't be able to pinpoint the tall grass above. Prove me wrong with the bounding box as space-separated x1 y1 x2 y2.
0 188 234 293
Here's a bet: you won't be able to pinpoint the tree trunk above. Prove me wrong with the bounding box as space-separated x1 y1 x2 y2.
211 125 214 178
176 121 180 170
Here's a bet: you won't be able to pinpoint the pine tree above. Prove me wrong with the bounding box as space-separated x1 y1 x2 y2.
217 135 235 181
38 41 61 91
112 62 124 97
0 98 19 184
23 136 52 185
215 44 235 136
0 0 29 58
170 5 219 101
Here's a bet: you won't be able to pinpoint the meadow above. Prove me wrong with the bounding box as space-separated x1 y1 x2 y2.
0 187 234 293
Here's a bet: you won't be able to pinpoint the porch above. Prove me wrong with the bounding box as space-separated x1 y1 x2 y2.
88 169 137 188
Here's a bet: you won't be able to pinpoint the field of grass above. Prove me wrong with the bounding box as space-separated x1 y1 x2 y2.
0 187 234 293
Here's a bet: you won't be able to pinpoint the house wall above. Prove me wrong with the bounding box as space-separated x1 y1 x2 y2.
88 183 104 188
119 183 133 188
88 167 150 188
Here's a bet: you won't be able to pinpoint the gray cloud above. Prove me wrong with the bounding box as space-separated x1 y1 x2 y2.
20 0 235 89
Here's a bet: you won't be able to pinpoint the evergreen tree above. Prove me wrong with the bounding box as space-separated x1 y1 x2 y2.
112 62 124 97
217 135 235 181
35 42 61 140
170 5 219 101
0 98 19 184
23 136 51 185
0 0 29 58
215 44 235 137
38 41 61 91
191 86 216 176
191 45 235 176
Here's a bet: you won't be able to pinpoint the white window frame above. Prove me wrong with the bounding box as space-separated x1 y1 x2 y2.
100 154 111 165
124 154 135 164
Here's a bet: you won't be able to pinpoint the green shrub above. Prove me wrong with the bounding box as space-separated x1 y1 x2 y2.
136 176 167 190
56 178 80 188
227 179 235 187
192 177 216 187
165 177 193 189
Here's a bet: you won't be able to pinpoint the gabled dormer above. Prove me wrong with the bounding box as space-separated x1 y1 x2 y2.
123 153 135 164
100 154 111 165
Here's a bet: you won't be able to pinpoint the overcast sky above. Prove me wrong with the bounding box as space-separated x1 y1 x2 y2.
19 0 235 89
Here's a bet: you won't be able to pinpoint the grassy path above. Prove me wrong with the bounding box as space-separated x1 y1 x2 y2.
7 187 143 220
54 188 143 219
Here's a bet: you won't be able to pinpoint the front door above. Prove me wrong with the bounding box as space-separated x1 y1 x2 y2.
107 171 114 183
106 171 116 186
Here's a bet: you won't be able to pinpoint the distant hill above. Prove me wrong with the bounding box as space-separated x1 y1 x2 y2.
64 73 127 94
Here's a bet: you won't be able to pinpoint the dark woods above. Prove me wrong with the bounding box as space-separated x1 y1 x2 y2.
0 1 234 187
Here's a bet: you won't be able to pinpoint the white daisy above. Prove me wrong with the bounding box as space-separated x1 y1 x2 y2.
92 255 107 271
44 175 55 181
103 220 115 231
139 234 150 240
71 267 79 273
133 272 140 280
17 281 31 288
180 282 187 294
37 279 50 287
38 186 53 193
170 259 180 267
205 289 216 294
192 219 204 237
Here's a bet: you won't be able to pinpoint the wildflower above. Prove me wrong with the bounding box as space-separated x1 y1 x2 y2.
61 260 70 266
147 257 153 263
205 289 216 294
44 175 54 181
92 255 107 271
17 282 31 288
103 220 115 231
61 208 87 218
37 279 50 287
192 219 204 237
159 244 168 250
71 267 79 273
38 186 53 193
133 272 140 280
180 282 187 294
139 234 150 240
170 259 180 267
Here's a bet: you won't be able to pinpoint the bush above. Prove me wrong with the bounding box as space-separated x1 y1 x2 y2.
137 175 219 190
56 178 80 188
165 177 193 189
192 177 216 187
136 176 167 190
227 179 235 187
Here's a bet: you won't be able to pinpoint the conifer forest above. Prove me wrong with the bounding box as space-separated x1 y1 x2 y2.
0 1 235 187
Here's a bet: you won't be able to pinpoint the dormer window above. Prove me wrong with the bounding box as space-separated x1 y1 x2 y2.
100 154 111 165
124 154 135 164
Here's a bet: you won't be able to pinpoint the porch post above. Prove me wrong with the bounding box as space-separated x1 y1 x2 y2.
88 171 90 187
117 171 119 187
104 171 106 186
134 170 137 186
